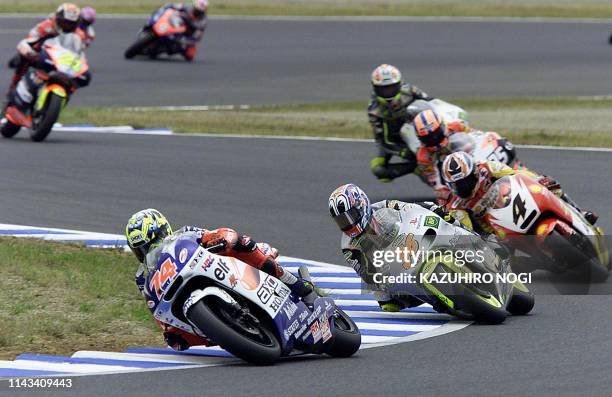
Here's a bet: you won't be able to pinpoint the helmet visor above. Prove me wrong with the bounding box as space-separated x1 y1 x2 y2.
374 82 401 100
450 172 478 198
130 245 147 263
332 206 364 233
58 18 78 32
418 124 447 147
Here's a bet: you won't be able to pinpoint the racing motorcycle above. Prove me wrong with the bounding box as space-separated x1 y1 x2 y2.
475 174 610 282
143 230 361 365
370 205 534 324
448 130 522 170
124 8 188 59
1 34 89 142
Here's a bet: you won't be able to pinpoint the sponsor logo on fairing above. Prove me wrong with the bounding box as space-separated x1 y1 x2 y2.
178 248 189 263
214 259 231 281
257 276 289 313
282 300 298 318
311 321 322 343
283 319 300 339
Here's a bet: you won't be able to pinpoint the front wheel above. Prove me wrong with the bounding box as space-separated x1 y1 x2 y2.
30 93 63 142
507 287 535 316
186 298 281 365
125 32 155 59
325 308 361 358
1 117 21 138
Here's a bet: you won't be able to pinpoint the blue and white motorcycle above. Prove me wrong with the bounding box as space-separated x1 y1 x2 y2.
143 230 361 365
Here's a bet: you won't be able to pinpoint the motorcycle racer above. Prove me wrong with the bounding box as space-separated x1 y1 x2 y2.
8 3 82 91
413 109 470 204
151 0 209 60
368 64 434 182
328 184 461 312
78 6 97 48
125 209 315 351
1 33 90 129
441 151 598 234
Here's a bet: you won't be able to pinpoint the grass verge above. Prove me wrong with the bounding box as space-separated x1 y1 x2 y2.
60 97 612 148
0 237 163 360
4 1 612 18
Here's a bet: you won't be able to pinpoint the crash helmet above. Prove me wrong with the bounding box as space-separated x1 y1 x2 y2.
371 64 402 101
414 109 448 148
192 0 209 18
329 184 372 238
442 151 479 198
55 3 81 33
80 6 97 26
125 209 173 262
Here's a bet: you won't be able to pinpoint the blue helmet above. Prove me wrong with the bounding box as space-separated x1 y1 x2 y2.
329 184 372 238
125 209 173 262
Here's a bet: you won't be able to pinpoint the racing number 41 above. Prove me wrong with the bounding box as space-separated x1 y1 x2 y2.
149 258 177 299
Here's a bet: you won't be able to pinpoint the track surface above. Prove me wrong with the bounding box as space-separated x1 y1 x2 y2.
0 131 611 396
3 17 612 106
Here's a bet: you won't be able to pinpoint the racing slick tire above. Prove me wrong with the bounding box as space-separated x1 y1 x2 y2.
325 308 361 358
30 93 62 142
507 288 535 316
186 298 281 365
125 33 155 59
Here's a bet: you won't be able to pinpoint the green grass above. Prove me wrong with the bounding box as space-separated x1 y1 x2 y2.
0 237 163 360
59 97 612 148
3 0 612 18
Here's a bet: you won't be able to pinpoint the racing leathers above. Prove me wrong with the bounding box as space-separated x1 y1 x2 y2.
415 121 470 204
340 200 461 312
135 226 313 351
10 15 90 90
4 34 90 128
445 161 560 234
155 3 207 60
369 84 433 182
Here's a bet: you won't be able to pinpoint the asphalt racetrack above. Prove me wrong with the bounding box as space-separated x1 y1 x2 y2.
0 132 611 396
2 16 612 106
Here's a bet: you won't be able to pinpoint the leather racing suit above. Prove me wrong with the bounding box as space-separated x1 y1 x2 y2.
369 84 433 182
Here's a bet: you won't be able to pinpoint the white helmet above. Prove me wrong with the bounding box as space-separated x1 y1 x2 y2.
371 64 402 100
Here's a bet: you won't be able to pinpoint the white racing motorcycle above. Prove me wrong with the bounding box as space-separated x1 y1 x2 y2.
367 204 534 324
142 230 361 365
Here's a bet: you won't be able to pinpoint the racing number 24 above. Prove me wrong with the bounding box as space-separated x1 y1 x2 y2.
149 258 177 299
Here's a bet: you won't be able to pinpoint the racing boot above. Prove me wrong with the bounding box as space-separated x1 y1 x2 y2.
279 269 317 308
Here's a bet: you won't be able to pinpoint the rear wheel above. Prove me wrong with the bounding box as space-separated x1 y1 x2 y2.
325 308 361 358
125 32 155 59
30 93 63 142
186 297 281 365
546 230 609 283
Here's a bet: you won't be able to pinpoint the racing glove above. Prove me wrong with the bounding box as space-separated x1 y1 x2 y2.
537 175 562 196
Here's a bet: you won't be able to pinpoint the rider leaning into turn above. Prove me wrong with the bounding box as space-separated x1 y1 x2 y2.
368 64 434 183
125 209 315 351
441 151 598 234
328 184 461 313
154 0 209 61
413 109 470 204
8 3 82 92
2 32 90 129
